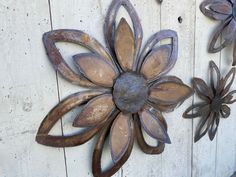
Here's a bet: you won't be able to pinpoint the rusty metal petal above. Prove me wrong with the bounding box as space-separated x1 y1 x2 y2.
220 105 231 118
183 103 210 119
193 78 214 102
149 81 193 106
134 113 166 154
209 1 232 15
221 67 236 96
73 94 115 127
73 53 118 87
138 30 178 78
209 60 221 92
92 111 134 177
194 112 213 143
36 90 107 147
209 17 232 53
200 0 231 21
223 90 236 104
139 109 171 144
110 113 132 163
208 113 220 141
140 45 172 82
104 0 143 71
114 18 135 71
43 30 114 87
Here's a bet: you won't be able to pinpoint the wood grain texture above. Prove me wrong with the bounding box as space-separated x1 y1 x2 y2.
0 0 236 177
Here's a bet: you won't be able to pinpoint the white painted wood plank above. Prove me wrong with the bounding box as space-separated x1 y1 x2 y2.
215 46 236 177
0 0 66 177
160 1 195 177
193 1 220 177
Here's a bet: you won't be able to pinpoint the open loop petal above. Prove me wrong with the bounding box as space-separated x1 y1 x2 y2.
223 90 236 104
139 109 171 144
221 67 236 96
43 30 115 87
194 111 213 142
209 17 233 53
104 0 143 71
220 105 231 118
110 113 132 163
209 61 221 93
193 78 214 102
138 30 178 80
73 94 115 127
36 90 108 147
149 81 193 106
223 19 236 42
208 113 220 141
73 53 119 87
114 18 135 71
140 45 172 82
200 0 232 21
92 112 134 177
134 114 166 154
183 103 210 119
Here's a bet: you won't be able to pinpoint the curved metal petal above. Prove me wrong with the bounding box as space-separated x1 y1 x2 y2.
223 90 236 104
194 111 213 143
110 113 132 163
193 78 214 102
138 30 178 79
134 113 166 154
92 112 134 177
43 29 115 87
114 18 135 71
35 90 108 147
183 103 210 119
200 0 232 21
104 0 143 71
209 1 232 15
209 17 233 53
141 45 172 82
73 94 115 127
73 53 119 87
220 105 231 118
149 81 193 106
221 67 236 96
223 19 236 42
209 60 221 93
153 75 183 84
208 113 220 141
139 109 171 144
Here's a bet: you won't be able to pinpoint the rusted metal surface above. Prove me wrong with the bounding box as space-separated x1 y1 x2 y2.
183 61 236 142
200 0 236 66
36 0 193 176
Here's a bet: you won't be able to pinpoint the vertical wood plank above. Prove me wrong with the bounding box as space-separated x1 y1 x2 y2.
160 1 195 177
0 0 66 177
193 1 220 176
121 1 163 177
216 46 236 177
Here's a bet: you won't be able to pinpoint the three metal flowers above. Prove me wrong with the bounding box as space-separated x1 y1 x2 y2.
35 0 236 176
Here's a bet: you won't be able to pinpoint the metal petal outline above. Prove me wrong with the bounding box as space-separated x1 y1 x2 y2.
209 1 232 15
92 111 134 177
193 78 214 102
104 0 143 71
208 113 220 141
183 103 210 119
221 67 236 96
35 90 108 147
43 29 114 87
209 60 221 93
138 30 178 82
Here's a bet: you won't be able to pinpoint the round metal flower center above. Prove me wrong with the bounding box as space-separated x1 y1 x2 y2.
113 72 148 113
233 3 236 19
211 97 223 112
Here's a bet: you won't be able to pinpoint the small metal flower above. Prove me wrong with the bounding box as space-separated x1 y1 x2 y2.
36 0 193 176
183 61 236 142
200 0 236 66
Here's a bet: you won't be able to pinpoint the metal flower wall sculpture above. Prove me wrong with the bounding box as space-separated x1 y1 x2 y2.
200 0 236 66
36 0 193 176
183 61 236 142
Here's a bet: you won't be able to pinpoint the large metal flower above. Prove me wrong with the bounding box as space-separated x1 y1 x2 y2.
200 0 236 66
183 61 236 142
36 0 193 176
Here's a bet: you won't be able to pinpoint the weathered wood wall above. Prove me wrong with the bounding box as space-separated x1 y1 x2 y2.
0 0 235 177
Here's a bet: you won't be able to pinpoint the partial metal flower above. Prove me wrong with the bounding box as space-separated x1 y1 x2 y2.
200 0 236 66
183 61 236 142
36 0 193 176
